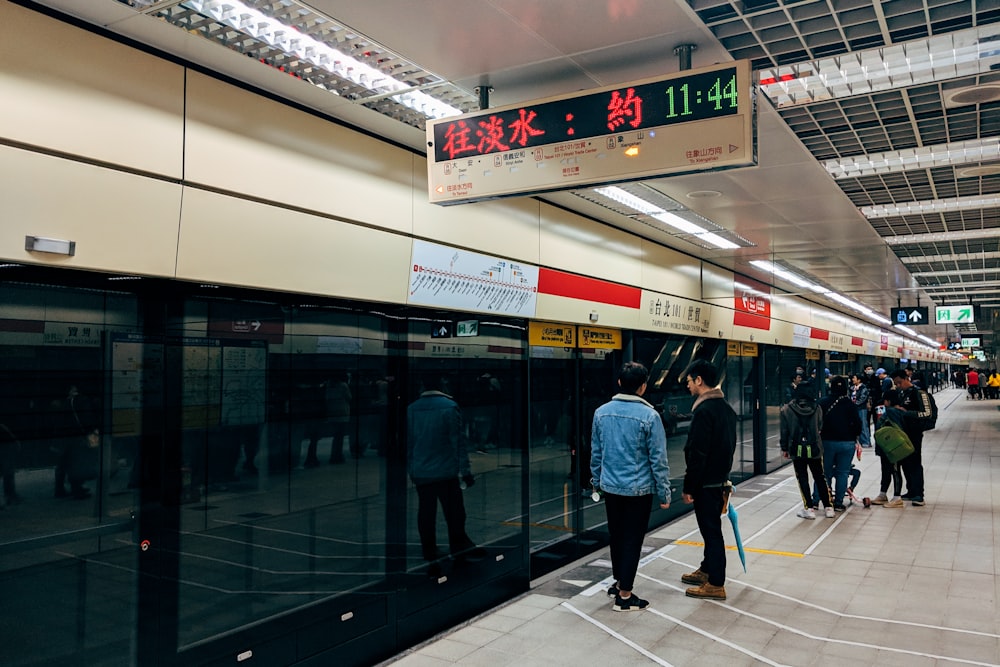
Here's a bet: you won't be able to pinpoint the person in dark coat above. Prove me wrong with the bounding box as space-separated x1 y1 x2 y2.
680 359 736 601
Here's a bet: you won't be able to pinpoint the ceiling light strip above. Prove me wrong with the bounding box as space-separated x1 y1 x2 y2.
863 194 1000 218
901 251 1000 263
760 26 1000 108
824 138 1000 179
885 227 1000 245
183 0 462 119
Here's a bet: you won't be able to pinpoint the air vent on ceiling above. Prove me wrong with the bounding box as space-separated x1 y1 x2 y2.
957 164 1000 178
944 83 1000 108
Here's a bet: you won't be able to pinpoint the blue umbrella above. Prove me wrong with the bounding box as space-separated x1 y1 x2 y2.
726 499 747 573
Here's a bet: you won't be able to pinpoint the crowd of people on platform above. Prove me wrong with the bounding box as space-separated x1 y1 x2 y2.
952 367 1000 400
780 364 938 518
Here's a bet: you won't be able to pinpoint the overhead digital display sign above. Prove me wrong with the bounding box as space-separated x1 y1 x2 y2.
426 60 756 205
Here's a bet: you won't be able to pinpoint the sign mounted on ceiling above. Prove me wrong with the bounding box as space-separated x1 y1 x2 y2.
890 306 929 325
426 60 757 205
936 305 974 324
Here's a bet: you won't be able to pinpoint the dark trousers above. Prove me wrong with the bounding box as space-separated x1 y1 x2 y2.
603 493 652 592
692 486 727 586
415 478 474 560
877 452 902 496
900 432 924 496
792 457 832 509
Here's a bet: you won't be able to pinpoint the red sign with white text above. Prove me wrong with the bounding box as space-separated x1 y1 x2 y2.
734 277 771 330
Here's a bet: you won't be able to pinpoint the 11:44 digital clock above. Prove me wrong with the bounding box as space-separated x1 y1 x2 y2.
430 64 746 163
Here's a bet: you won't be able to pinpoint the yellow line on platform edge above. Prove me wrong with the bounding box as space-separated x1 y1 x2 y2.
673 539 804 558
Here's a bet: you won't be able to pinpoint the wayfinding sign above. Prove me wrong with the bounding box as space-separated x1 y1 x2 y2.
961 337 980 348
426 60 757 205
936 305 974 324
891 306 929 325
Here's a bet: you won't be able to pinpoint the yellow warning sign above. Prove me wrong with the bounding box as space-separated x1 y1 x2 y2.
579 326 621 350
529 322 575 347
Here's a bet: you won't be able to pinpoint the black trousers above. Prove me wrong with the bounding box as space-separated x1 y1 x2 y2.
415 478 474 561
792 457 832 509
692 486 727 587
603 493 652 592
899 431 924 497
877 452 902 496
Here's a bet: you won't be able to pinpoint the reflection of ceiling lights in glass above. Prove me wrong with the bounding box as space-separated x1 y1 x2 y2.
587 186 748 249
825 138 1000 179
760 26 1000 108
749 260 892 325
180 0 464 120
864 194 1000 219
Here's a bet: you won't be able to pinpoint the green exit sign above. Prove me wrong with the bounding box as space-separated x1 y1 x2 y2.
935 305 974 324
961 337 980 348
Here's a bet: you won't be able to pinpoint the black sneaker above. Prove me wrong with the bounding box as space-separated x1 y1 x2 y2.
910 496 925 506
612 593 649 612
607 582 620 597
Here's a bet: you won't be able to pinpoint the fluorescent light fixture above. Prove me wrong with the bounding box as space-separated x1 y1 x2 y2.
862 194 1000 218
591 186 745 249
749 260 893 324
921 281 1000 290
901 251 1000 264
912 267 1000 278
886 227 1000 245
825 138 1000 179
183 0 463 120
760 26 1000 108
25 236 75 256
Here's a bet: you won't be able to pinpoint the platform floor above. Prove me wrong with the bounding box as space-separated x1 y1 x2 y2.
384 387 1000 667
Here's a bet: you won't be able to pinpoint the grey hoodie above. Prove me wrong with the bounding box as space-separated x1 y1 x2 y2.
779 397 824 458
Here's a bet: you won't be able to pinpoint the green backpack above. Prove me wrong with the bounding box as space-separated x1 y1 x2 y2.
874 420 914 464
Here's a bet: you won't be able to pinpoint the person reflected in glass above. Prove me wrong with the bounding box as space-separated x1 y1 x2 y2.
67 427 101 500
407 375 482 571
50 385 96 498
0 422 23 507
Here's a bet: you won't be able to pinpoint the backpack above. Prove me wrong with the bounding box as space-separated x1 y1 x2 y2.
790 411 819 459
918 390 938 431
874 420 914 464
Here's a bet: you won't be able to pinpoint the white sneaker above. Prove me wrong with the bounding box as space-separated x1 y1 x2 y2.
825 506 835 518
797 507 816 520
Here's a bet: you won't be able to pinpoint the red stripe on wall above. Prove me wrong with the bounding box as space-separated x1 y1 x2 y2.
810 328 830 340
0 318 45 333
733 312 770 330
852 337 863 347
537 268 642 309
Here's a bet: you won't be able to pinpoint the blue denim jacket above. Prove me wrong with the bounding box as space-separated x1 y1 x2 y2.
590 394 670 504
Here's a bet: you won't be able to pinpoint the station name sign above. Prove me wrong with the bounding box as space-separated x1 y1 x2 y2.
427 60 757 205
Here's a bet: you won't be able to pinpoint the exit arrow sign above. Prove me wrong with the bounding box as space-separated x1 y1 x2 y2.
935 305 974 324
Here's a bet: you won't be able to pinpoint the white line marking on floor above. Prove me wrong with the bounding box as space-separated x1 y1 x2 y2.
646 607 789 667
659 556 1000 640
560 602 674 666
639 572 998 666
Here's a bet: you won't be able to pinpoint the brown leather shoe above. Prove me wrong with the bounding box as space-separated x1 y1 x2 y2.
680 568 709 585
685 582 726 600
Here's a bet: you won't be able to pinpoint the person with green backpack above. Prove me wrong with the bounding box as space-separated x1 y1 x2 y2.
891 369 934 506
871 390 908 508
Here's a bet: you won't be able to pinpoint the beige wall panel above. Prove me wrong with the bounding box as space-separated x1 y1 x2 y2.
184 71 412 233
411 165 541 263
176 188 410 303
710 305 734 340
0 2 184 177
534 294 639 330
0 146 182 275
768 318 797 347
701 263 735 301
539 204 642 286
640 243 701 298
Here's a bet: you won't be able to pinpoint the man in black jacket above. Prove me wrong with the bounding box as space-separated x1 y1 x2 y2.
680 359 736 601
890 369 933 506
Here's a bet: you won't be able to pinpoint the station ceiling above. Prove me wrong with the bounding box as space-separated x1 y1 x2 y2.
29 0 1000 355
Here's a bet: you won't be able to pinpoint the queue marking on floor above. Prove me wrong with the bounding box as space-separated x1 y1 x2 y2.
672 539 804 558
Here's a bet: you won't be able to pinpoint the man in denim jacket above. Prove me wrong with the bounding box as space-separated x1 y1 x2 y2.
590 362 670 612
680 359 736 601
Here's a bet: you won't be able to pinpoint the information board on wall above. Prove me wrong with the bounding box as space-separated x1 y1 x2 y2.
427 60 757 204
408 240 539 316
